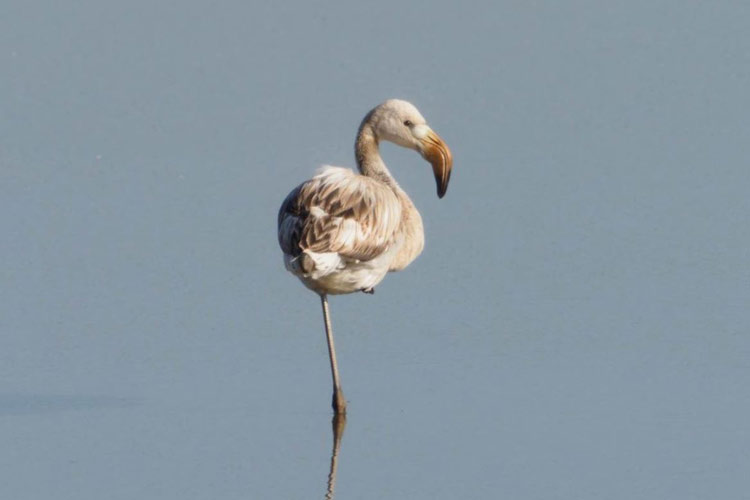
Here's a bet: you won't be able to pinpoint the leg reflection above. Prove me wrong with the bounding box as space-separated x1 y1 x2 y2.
325 412 347 499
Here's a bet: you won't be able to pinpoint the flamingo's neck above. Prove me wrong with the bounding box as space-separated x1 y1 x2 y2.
355 122 398 189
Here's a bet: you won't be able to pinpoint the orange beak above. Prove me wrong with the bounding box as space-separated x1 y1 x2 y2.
420 129 453 198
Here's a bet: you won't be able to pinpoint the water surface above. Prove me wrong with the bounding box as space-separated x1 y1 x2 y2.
1 1 749 498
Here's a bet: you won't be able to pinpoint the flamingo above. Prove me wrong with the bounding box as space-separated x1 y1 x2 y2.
277 99 453 414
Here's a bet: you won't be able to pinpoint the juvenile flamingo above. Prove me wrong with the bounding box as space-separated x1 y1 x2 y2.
278 99 453 413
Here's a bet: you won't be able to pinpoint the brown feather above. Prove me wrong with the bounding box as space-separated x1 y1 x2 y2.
277 167 402 262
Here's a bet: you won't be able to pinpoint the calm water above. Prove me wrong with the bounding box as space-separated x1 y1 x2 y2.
1 2 749 498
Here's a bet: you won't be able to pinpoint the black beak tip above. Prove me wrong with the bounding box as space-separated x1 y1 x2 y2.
437 170 451 198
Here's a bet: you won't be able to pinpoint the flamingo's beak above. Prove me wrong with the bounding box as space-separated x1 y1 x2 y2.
419 129 453 198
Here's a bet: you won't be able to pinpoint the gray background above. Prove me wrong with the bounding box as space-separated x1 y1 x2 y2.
1 1 749 498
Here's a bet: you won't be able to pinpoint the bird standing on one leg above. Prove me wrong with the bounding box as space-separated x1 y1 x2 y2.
277 99 453 414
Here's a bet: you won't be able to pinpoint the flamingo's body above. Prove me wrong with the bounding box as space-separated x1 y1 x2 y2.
277 99 453 413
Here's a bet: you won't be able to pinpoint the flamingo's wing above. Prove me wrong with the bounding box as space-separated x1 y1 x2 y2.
278 166 402 262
